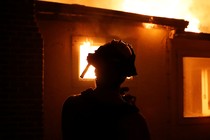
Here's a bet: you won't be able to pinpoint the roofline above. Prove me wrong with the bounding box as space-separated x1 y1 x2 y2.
35 1 189 31
174 31 210 41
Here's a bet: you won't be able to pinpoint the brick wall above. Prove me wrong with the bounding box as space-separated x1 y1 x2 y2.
0 0 43 139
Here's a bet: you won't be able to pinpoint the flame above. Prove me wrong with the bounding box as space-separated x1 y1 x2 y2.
122 0 200 32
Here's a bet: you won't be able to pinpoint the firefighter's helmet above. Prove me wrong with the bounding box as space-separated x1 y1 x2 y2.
80 39 137 78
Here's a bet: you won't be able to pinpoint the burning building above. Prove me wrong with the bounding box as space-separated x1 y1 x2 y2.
1 0 210 140
35 1 210 140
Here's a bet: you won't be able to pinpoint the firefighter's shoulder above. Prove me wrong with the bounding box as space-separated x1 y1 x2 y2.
64 88 94 105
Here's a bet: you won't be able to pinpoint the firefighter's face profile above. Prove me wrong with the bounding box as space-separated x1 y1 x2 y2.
94 63 126 87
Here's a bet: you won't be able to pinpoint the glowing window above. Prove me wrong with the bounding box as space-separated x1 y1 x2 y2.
183 57 210 117
79 41 100 79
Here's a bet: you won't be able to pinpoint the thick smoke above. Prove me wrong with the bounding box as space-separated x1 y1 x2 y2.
190 0 210 33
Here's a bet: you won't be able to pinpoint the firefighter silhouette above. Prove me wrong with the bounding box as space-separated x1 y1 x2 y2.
62 39 150 140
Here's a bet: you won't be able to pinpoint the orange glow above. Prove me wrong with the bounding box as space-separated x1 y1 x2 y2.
79 41 99 79
201 69 210 116
183 57 210 117
142 23 157 29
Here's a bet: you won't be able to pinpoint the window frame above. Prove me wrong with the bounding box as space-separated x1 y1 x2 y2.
171 38 210 124
71 35 107 87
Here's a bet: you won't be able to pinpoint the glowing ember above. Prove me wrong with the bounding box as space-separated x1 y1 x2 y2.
142 23 157 29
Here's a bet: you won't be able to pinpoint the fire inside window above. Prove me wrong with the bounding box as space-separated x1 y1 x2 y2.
79 41 100 79
183 57 210 117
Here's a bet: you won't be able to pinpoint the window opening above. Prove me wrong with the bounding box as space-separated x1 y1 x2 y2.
183 57 210 117
79 41 100 79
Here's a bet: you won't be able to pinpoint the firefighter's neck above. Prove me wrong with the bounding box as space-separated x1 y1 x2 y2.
94 84 124 102
95 82 121 92
95 85 120 93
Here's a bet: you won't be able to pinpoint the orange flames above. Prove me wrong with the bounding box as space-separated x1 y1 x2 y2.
40 0 210 33
122 0 201 32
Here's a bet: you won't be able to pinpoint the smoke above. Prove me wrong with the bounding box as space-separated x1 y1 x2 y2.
190 0 210 33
